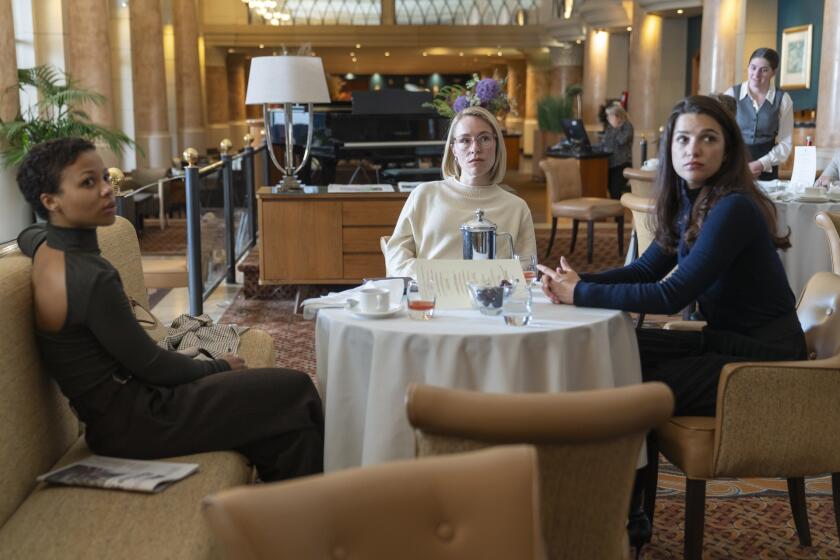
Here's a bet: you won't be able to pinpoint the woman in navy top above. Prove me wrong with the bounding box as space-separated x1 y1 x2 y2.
539 95 806 417
539 94 807 554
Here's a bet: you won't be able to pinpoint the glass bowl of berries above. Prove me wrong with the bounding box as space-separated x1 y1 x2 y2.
466 279 518 316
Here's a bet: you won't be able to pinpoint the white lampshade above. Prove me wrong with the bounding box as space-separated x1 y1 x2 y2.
245 56 330 104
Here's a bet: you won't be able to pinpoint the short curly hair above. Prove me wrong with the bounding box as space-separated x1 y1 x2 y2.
17 137 96 219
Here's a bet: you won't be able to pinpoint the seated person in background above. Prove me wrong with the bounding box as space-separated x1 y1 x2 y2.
602 102 634 199
17 138 324 482
385 106 537 277
815 147 840 187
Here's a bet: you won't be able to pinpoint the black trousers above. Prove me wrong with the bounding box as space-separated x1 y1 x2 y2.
608 163 631 200
637 312 806 416
79 368 324 482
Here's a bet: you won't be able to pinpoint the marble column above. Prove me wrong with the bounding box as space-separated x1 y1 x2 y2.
506 60 526 133
817 0 840 148
582 28 609 126
227 53 248 146
524 55 551 155
698 0 746 94
205 49 231 150
129 0 172 169
628 5 662 166
549 45 583 99
0 0 31 241
381 0 395 25
173 0 205 154
63 0 120 166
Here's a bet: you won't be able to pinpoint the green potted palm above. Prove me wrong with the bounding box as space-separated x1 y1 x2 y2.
0 65 135 168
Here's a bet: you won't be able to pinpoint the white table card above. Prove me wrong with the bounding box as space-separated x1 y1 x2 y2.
327 184 394 193
415 259 526 308
790 146 817 189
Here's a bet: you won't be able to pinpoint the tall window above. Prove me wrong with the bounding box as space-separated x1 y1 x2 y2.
395 0 537 25
245 0 381 26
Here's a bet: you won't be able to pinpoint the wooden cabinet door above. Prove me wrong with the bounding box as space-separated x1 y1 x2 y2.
260 200 342 282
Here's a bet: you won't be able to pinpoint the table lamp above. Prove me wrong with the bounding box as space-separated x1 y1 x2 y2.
245 56 330 191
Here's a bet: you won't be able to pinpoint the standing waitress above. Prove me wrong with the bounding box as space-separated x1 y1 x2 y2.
725 48 793 180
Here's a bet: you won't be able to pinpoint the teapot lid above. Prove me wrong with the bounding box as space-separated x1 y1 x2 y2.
460 209 497 232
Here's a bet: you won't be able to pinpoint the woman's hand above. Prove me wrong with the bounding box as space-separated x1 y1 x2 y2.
537 257 580 305
815 175 832 187
221 354 246 370
748 161 764 177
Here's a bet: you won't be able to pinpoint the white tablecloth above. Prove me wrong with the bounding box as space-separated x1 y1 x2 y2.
315 294 643 472
775 200 840 296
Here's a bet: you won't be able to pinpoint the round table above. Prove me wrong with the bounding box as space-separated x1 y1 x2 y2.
315 294 642 472
774 199 840 296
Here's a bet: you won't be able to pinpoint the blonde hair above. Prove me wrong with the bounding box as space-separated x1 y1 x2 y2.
441 106 507 185
605 102 628 123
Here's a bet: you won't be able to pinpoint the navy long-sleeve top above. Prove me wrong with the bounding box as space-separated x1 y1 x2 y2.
574 183 797 335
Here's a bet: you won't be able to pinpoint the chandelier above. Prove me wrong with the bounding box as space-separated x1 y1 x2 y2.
242 0 291 26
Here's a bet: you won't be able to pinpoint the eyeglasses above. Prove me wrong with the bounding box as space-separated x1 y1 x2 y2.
453 134 496 150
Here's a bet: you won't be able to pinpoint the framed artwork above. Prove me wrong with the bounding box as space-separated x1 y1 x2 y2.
780 24 813 90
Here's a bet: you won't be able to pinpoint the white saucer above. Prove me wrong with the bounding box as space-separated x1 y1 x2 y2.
348 303 403 319
793 195 830 203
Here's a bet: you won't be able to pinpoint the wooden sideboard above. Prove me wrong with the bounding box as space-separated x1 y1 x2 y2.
257 188 409 284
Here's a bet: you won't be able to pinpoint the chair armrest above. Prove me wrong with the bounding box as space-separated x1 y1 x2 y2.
711 354 840 478
662 320 706 331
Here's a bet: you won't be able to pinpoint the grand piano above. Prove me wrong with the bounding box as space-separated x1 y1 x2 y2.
302 90 450 185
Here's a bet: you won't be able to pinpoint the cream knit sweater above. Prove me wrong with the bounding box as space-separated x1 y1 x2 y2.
385 176 537 277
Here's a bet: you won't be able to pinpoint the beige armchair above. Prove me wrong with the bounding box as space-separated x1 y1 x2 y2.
620 193 656 260
647 271 840 559
539 158 625 263
623 167 656 198
816 211 840 274
406 382 675 560
97 216 276 368
203 446 548 560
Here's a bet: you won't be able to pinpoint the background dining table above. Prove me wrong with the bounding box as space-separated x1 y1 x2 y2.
773 198 840 296
315 293 644 472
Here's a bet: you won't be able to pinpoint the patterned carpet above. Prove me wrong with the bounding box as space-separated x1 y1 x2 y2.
190 225 840 558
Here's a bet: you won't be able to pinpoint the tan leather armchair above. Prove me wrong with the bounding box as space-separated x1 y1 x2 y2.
623 167 656 199
620 192 656 260
539 158 625 263
816 211 840 274
203 446 548 560
647 271 840 559
97 216 276 367
406 382 675 560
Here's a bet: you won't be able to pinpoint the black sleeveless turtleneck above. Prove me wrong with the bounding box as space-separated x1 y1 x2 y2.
17 223 229 403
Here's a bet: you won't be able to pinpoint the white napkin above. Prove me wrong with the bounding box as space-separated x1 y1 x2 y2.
301 279 405 320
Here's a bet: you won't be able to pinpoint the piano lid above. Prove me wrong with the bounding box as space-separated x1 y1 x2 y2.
351 90 437 115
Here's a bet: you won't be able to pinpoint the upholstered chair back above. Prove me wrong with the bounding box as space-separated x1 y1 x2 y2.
97 216 167 341
203 446 548 560
406 382 674 560
621 193 657 257
0 252 79 529
623 167 656 198
539 158 582 204
815 211 840 275
711 271 840 478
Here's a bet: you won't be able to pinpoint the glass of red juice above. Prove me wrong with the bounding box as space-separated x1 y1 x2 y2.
407 280 436 320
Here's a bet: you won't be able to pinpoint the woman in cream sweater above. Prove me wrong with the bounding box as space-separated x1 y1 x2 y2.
385 106 537 277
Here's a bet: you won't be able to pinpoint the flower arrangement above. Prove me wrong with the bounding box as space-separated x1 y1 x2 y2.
425 74 512 119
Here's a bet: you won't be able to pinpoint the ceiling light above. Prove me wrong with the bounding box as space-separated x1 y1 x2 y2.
352 57 357 62
228 48 235 53
497 51 503 56
350 52 355 56
384 51 390 57
356 43 361 49
677 9 684 14
576 39 582 44
459 52 464 57
259 44 264 48
422 51 428 56
627 26 632 31
345 73 355 80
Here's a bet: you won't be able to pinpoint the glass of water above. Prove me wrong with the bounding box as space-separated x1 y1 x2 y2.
503 284 532 326
519 254 538 286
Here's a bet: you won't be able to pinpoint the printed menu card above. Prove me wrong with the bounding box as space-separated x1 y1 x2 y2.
790 146 817 188
415 259 526 309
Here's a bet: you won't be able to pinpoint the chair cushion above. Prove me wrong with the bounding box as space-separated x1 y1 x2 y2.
656 416 716 479
552 198 624 221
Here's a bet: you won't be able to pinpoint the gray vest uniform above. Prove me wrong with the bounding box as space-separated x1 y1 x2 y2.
734 83 784 180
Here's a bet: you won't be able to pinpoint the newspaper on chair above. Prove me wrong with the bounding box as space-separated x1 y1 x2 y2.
37 455 199 493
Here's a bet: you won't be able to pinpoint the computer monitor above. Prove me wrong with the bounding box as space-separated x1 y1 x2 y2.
560 118 592 150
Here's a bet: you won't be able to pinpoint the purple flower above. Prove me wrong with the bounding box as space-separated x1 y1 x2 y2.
474 78 500 104
453 95 470 112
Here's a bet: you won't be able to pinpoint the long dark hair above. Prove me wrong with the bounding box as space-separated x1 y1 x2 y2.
653 95 790 253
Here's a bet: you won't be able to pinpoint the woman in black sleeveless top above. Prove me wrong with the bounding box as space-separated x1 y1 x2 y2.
725 47 793 181
17 138 324 482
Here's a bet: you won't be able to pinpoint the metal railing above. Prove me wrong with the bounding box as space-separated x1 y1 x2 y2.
115 136 269 316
